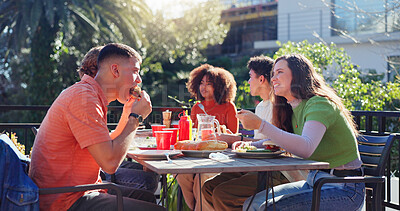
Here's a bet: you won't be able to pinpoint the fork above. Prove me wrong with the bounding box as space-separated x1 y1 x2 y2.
165 152 173 164
198 103 208 115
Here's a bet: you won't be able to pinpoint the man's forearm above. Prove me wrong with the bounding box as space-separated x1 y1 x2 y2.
103 117 138 173
110 111 129 139
113 117 138 154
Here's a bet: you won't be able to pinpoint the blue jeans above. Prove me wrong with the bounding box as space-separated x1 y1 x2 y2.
103 161 159 193
68 192 165 211
243 170 365 211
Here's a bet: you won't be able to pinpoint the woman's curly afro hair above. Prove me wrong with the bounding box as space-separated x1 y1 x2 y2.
186 64 236 104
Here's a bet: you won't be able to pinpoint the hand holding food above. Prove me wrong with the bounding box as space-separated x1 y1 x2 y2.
236 110 263 130
124 86 143 114
130 89 152 119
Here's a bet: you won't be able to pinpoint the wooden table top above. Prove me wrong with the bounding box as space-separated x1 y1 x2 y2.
127 150 330 175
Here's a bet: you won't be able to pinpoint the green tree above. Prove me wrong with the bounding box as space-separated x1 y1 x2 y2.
0 0 151 105
140 0 229 106
236 40 400 111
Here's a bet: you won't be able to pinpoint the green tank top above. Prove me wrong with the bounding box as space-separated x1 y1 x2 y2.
292 96 359 168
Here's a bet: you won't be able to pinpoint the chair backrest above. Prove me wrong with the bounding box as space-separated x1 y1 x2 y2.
357 134 395 177
0 136 39 210
0 134 30 163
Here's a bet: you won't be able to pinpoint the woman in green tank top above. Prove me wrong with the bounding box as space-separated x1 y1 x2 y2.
237 54 364 211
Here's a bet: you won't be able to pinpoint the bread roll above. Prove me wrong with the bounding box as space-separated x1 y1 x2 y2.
196 140 228 151
174 140 228 151
174 140 197 150
174 140 188 150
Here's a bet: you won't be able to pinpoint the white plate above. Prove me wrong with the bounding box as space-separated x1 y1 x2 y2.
135 129 153 137
181 150 225 158
128 150 181 160
235 150 284 159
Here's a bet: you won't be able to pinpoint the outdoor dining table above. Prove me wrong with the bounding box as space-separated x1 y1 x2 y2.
127 149 330 211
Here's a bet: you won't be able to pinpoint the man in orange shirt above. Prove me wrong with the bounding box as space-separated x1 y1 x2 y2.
29 43 164 210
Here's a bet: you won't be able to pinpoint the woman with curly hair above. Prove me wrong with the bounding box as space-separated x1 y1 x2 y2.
187 63 239 134
178 64 239 211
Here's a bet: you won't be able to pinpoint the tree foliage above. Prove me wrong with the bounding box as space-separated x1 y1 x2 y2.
236 40 400 111
0 0 151 106
140 0 229 106
275 40 400 111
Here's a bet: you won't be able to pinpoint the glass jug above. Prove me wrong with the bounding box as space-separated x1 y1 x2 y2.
196 114 221 141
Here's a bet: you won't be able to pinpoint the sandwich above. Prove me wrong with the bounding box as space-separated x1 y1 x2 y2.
130 86 142 99
262 140 280 152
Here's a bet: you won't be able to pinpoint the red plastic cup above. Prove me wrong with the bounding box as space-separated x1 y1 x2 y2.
151 124 166 137
154 131 173 150
162 128 179 145
172 123 179 128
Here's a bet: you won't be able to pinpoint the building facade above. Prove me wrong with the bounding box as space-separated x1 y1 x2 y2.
213 0 400 81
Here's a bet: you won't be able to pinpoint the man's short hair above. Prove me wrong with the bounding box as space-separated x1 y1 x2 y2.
97 43 142 68
247 55 274 82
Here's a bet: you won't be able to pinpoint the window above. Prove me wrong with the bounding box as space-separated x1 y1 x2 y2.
331 0 400 36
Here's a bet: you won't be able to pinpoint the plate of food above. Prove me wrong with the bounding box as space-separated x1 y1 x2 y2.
135 129 153 138
181 150 225 158
138 144 157 150
234 149 284 159
174 140 228 158
127 150 181 160
233 141 283 159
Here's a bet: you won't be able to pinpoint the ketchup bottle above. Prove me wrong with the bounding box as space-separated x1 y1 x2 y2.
178 110 192 141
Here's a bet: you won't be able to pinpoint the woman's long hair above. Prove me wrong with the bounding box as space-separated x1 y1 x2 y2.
272 54 357 135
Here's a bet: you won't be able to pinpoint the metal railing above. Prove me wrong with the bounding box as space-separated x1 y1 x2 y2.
0 105 185 155
1 105 399 210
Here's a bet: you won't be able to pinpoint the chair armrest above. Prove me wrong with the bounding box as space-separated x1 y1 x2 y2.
39 183 123 211
311 176 385 211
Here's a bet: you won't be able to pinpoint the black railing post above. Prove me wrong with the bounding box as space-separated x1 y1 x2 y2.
386 153 391 206
366 115 373 134
354 116 361 131
378 116 386 135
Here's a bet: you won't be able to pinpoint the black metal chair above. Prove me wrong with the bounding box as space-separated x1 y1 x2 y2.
311 134 396 211
39 183 123 211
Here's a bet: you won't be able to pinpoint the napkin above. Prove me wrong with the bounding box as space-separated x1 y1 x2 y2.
209 152 229 160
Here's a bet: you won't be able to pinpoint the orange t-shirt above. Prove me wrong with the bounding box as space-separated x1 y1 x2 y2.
191 100 239 134
29 75 111 210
